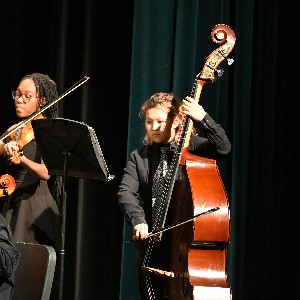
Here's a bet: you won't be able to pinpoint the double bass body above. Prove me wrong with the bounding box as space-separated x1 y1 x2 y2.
165 148 231 299
153 24 236 300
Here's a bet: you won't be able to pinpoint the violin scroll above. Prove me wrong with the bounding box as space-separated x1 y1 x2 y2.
0 174 16 197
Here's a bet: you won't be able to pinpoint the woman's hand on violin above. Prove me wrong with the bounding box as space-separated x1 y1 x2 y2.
133 223 149 241
182 96 206 122
4 141 20 158
3 141 50 181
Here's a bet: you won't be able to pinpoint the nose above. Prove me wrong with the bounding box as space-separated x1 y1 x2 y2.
16 96 24 103
152 121 160 130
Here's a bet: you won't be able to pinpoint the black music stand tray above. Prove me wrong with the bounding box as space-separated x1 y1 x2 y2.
32 118 114 300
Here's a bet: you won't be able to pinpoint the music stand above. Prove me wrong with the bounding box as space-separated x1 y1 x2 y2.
32 118 114 300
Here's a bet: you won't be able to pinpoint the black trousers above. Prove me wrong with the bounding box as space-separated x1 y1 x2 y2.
135 238 170 300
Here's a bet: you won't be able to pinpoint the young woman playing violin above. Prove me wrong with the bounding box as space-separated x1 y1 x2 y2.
0 73 62 252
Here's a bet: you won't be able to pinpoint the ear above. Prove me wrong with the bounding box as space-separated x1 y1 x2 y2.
172 116 180 128
40 97 48 107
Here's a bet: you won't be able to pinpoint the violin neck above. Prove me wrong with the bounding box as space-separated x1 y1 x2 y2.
14 128 23 143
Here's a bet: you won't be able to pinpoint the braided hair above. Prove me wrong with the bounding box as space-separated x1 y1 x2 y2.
20 73 62 205
20 73 59 118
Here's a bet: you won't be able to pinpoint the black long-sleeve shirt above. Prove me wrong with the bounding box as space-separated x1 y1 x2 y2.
118 113 231 227
0 213 20 300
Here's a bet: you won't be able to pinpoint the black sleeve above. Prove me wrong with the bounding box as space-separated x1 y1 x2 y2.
117 151 147 227
189 113 231 160
0 214 20 281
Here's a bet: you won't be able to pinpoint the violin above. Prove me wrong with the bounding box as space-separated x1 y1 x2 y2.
9 113 44 165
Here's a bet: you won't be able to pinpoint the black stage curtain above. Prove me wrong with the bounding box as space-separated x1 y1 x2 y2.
1 1 134 300
1 1 298 300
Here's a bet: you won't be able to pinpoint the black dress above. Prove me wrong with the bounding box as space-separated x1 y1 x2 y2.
2 138 61 252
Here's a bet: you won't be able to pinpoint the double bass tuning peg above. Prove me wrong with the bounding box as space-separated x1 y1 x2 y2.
215 57 234 78
226 57 234 65
218 49 234 66
216 68 224 78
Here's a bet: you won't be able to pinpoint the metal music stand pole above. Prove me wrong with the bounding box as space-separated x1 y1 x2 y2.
58 150 69 300
31 118 114 300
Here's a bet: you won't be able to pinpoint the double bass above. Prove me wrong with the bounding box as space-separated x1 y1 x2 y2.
142 24 236 299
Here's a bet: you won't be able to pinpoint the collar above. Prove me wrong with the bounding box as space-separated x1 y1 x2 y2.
151 141 177 152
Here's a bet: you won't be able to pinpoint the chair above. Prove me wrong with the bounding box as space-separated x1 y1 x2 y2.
11 242 57 300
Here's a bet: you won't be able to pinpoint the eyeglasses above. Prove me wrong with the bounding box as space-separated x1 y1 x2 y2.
12 91 39 103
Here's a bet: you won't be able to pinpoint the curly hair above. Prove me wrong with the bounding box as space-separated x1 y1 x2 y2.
20 73 59 118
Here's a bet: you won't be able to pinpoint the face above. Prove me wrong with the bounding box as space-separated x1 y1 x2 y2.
14 78 40 118
145 106 179 144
